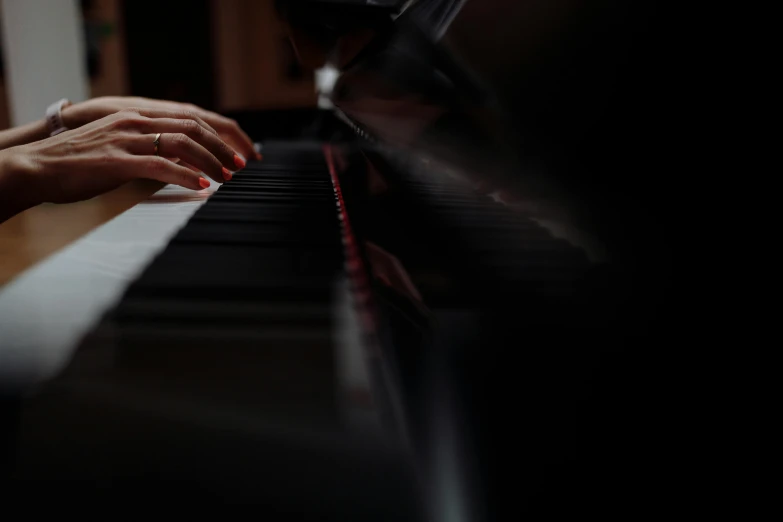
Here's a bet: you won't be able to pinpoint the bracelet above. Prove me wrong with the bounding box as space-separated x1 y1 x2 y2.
45 99 72 137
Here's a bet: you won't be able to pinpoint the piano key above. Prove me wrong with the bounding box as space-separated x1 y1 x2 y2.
222 180 332 188
131 243 340 285
201 193 333 204
191 208 334 224
113 297 332 326
172 221 340 247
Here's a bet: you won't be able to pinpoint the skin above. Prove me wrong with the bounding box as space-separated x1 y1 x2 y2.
0 97 260 223
60 97 258 162
0 107 248 222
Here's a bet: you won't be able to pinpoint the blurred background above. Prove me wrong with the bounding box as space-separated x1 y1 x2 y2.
0 0 317 130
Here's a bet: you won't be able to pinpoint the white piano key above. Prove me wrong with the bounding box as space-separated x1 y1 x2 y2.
0 182 217 389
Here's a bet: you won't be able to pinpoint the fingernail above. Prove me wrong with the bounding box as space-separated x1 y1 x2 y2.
255 152 263 161
222 167 232 181
198 178 210 189
233 154 246 169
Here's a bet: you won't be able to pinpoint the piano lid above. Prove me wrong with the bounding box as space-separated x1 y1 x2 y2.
278 0 671 257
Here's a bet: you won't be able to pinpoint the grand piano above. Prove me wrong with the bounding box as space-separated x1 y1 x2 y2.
1 1 673 519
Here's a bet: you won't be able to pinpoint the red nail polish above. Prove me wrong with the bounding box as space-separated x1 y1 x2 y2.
233 154 246 169
198 178 210 189
256 152 263 161
222 167 232 181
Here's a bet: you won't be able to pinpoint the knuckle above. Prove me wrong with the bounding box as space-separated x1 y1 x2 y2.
172 133 191 146
100 152 115 166
114 113 142 130
219 140 234 158
109 119 130 131
108 133 127 146
183 119 202 135
180 109 199 121
146 156 169 172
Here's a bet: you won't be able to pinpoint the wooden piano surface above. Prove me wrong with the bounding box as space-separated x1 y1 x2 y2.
0 179 163 287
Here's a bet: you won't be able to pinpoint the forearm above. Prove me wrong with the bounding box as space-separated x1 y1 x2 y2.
0 119 50 151
0 149 40 222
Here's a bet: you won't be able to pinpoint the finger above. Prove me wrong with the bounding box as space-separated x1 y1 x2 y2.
215 116 258 161
120 107 218 136
124 156 210 191
131 117 238 172
167 157 201 173
178 161 202 173
129 132 226 183
188 108 258 161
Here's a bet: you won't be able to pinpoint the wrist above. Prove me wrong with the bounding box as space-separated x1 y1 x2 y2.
31 118 51 142
60 101 91 131
46 99 73 135
60 103 77 130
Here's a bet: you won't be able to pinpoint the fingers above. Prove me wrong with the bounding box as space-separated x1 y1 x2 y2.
119 107 218 136
113 104 256 170
178 161 202 173
167 157 201 173
130 132 227 183
184 106 258 161
127 102 258 161
129 117 239 172
124 156 210 191
213 116 258 161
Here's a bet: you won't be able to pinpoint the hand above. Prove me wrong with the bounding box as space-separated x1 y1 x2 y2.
61 96 259 161
0 108 243 206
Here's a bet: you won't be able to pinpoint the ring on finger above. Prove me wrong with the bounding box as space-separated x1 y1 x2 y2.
153 133 162 156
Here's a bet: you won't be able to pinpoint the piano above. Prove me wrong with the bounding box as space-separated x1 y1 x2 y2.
1 1 674 519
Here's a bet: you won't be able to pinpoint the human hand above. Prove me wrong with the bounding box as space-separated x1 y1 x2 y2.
0 108 244 206
61 96 259 161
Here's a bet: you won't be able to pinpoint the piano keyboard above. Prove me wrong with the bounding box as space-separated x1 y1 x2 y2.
9 142 421 519
52 142 355 426
112 144 344 418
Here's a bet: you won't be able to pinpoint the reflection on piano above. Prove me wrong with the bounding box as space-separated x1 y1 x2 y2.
2 1 675 519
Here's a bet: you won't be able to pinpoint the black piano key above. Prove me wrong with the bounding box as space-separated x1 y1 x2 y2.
173 221 340 247
202 193 333 204
129 244 341 294
223 180 332 188
192 208 333 224
213 187 333 198
236 168 328 177
113 297 332 327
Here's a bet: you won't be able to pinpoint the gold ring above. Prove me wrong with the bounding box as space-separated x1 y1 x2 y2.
153 133 161 156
